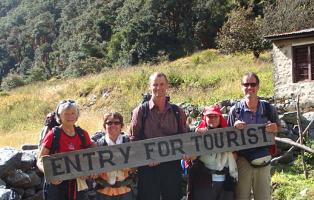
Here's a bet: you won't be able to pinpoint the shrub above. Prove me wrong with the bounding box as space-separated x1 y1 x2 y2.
168 70 184 87
64 57 106 77
217 7 267 58
1 73 24 90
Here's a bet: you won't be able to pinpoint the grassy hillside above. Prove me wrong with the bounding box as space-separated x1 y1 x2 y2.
0 49 273 147
1 49 314 200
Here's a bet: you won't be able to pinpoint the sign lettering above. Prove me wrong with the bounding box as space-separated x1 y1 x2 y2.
43 124 274 182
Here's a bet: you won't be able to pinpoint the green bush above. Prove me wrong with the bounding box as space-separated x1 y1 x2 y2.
64 57 106 77
1 73 25 91
0 91 9 97
168 70 184 87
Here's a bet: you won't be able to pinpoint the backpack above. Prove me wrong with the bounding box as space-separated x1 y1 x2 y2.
38 112 60 147
135 93 181 139
49 126 87 154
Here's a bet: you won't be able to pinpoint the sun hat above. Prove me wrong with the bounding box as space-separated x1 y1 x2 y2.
198 105 227 128
202 105 222 116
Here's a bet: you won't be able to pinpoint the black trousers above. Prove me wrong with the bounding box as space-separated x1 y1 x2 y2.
137 161 182 200
44 180 89 200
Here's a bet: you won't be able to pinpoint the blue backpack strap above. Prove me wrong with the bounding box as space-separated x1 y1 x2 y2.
50 127 61 154
234 101 244 121
260 100 275 123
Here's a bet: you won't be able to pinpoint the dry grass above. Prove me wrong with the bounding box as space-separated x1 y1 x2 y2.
0 49 273 148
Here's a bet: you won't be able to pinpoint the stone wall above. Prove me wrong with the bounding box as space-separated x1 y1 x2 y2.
272 37 314 111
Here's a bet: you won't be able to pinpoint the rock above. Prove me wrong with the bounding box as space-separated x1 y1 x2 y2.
5 169 31 188
35 177 44 191
23 187 36 198
20 151 37 171
277 129 298 150
280 112 298 125
0 188 21 200
219 99 232 108
302 112 314 138
302 112 314 126
0 179 5 189
300 188 309 197
0 148 22 178
278 153 295 164
21 145 38 151
0 188 11 199
26 171 42 188
12 187 24 197
279 118 287 129
33 190 43 200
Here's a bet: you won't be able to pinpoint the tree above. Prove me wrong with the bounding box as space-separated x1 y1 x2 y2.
192 0 232 49
262 0 314 35
217 7 266 58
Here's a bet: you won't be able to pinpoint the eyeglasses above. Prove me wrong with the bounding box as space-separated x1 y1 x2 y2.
242 82 258 87
105 121 121 126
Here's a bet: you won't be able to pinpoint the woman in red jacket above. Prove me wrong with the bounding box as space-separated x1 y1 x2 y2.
37 99 94 200
187 105 238 200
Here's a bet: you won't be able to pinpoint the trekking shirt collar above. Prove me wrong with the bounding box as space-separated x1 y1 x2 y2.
241 99 265 115
148 98 171 110
239 98 269 124
105 133 124 145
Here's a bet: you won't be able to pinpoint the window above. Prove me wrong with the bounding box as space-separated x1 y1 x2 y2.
293 44 314 82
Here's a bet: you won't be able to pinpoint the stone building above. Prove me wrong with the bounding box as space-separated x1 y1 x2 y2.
265 28 314 111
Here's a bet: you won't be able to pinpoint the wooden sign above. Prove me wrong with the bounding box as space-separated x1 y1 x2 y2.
43 124 274 182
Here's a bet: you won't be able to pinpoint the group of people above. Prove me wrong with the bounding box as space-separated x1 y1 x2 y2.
36 71 280 200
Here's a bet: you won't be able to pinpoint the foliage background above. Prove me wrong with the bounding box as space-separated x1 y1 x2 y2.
1 0 314 88
1 0 314 199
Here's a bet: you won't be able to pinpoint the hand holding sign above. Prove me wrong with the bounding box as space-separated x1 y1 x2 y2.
43 124 274 182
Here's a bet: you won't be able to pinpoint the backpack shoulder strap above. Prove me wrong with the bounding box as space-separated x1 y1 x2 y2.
170 104 180 120
75 126 87 149
141 101 149 122
39 126 49 147
139 101 149 139
234 100 243 121
50 127 61 154
99 133 108 146
122 134 130 143
260 100 275 123
170 103 181 132
91 131 106 146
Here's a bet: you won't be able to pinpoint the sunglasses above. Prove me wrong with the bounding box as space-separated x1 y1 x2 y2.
56 99 77 115
60 99 76 104
105 121 121 126
242 82 258 87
